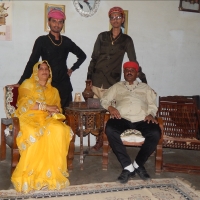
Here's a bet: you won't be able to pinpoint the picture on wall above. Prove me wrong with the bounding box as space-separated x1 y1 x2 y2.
0 1 12 41
44 3 65 33
109 10 128 34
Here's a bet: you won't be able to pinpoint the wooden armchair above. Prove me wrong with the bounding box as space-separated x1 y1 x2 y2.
0 86 19 174
157 96 200 174
102 113 164 173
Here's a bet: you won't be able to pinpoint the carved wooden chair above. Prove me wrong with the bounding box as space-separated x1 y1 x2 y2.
102 113 164 173
0 85 73 174
0 86 19 174
157 96 200 174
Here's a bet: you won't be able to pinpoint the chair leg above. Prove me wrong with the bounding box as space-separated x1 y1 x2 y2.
67 134 75 171
0 122 6 161
155 132 163 174
155 117 164 174
11 117 20 174
65 115 76 171
155 141 163 174
102 113 110 170
11 148 20 174
102 131 109 170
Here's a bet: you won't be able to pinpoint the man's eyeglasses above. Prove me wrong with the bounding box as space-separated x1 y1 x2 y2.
109 16 122 21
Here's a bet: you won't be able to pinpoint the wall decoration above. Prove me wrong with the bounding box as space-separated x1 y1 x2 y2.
0 1 12 41
179 0 200 13
73 0 100 17
109 10 128 34
44 3 65 33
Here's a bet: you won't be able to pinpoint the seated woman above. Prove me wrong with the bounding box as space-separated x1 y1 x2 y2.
11 61 73 193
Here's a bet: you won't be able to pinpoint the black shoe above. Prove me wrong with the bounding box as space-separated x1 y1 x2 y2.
135 166 150 180
117 170 135 183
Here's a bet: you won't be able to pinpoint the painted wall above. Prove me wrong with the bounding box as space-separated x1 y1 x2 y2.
0 1 200 145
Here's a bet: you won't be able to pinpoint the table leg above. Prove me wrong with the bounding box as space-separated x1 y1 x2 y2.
79 114 84 170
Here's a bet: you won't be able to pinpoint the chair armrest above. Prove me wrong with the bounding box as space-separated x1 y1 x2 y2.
1 117 19 149
65 114 76 134
12 117 20 149
157 117 163 131
157 117 164 144
103 113 110 141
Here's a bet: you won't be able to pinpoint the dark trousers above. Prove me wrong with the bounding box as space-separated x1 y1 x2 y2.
105 118 161 168
61 93 72 111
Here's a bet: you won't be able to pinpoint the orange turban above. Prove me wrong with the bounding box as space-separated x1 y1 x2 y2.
108 7 124 17
48 9 66 20
123 62 139 72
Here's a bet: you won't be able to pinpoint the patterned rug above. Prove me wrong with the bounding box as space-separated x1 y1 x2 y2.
0 178 200 200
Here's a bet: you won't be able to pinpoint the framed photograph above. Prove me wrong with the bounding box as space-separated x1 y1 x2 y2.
179 0 200 13
109 10 128 34
0 1 12 41
44 3 65 33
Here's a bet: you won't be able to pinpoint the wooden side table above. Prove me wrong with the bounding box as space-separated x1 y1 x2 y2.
65 107 107 170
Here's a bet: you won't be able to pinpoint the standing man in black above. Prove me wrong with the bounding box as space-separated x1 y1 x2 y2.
87 6 147 151
17 9 86 109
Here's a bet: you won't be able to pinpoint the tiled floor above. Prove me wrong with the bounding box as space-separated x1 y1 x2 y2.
0 146 200 191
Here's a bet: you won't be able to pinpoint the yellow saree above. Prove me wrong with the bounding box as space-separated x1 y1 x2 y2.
11 61 73 193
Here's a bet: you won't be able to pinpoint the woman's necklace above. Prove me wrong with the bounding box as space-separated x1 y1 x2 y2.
124 82 139 92
110 33 121 45
48 35 62 46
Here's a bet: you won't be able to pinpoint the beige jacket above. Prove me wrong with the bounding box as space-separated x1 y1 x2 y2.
101 80 157 122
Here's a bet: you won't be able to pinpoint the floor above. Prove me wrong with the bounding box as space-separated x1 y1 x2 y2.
0 146 200 191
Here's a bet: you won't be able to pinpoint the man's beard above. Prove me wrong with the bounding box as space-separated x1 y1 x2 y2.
49 25 62 33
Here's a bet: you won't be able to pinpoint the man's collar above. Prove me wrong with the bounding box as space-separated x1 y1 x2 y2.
49 32 61 40
109 28 123 36
124 80 139 86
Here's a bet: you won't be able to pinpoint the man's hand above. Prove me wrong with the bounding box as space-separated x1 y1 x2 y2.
67 69 73 77
144 114 158 124
108 106 121 119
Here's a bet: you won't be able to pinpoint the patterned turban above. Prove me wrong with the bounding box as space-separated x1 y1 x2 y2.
48 9 66 20
123 61 139 72
108 7 124 17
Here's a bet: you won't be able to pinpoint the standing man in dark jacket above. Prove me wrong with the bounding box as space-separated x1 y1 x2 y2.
87 6 147 151
17 9 86 109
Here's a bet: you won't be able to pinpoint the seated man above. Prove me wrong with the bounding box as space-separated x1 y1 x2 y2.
101 61 161 183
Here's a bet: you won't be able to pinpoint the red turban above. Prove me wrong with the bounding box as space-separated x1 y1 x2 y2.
48 9 66 20
108 7 124 17
123 61 139 72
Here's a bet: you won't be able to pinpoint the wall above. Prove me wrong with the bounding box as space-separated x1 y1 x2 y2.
0 1 200 145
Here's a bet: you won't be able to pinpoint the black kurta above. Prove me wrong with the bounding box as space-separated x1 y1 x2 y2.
18 33 86 108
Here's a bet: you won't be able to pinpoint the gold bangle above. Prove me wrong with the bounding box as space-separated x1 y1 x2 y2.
43 103 47 111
